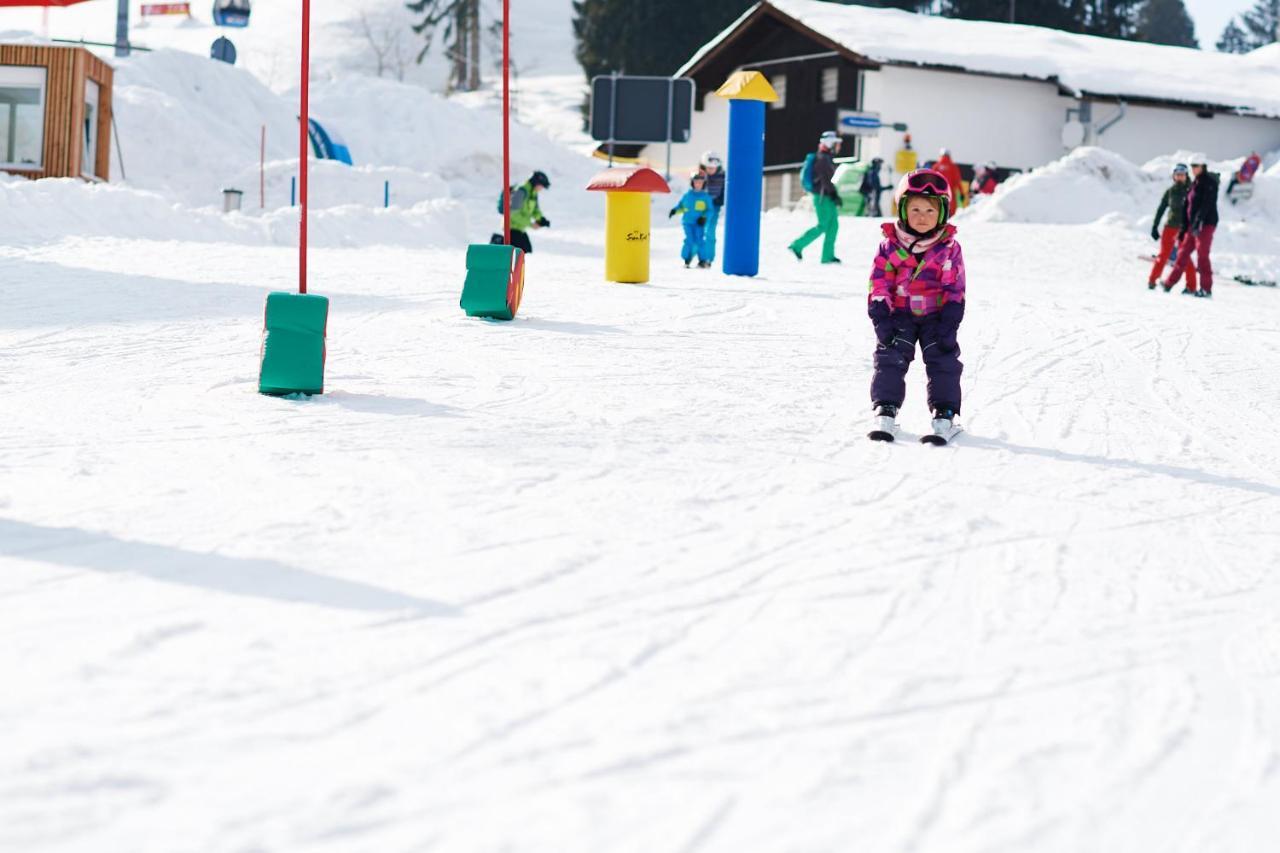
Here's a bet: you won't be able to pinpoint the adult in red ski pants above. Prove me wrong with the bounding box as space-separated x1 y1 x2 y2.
1149 225 1196 289
1166 226 1215 294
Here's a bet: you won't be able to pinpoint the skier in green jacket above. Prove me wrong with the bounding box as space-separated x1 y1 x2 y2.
498 170 551 253
789 132 843 264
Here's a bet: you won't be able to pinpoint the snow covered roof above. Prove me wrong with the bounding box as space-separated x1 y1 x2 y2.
678 0 1280 119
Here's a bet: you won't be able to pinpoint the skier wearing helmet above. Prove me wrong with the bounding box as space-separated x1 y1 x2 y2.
1161 155 1220 297
496 170 551 254
788 131 844 264
697 151 726 263
1147 164 1195 291
866 168 967 444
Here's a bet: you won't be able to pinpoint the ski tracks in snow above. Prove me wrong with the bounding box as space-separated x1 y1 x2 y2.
2 221 1280 851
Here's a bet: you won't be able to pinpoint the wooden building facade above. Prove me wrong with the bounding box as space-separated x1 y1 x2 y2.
0 44 113 181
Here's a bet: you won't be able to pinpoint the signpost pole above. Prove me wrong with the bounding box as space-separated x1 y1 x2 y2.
664 78 674 180
299 0 309 293
115 0 129 57
607 72 617 167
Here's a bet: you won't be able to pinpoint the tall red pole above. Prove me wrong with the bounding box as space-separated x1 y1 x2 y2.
502 0 510 246
298 0 310 294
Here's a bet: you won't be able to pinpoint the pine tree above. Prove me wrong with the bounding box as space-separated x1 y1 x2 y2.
1238 0 1280 48
574 0 752 78
1216 18 1251 53
571 0 931 82
939 0 1141 37
406 0 487 91
1134 0 1197 48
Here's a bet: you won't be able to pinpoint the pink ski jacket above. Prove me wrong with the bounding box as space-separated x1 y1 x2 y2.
867 222 966 317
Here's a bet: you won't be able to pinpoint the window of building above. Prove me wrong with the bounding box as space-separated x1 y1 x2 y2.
820 67 838 103
82 79 100 178
770 73 786 109
0 65 47 169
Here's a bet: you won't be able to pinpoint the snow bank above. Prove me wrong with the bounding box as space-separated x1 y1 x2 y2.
0 172 467 248
955 145 1280 284
1 48 600 247
960 147 1160 225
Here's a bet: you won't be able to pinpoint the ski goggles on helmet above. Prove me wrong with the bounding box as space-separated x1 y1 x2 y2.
895 168 952 230
1172 163 1188 176
902 170 949 196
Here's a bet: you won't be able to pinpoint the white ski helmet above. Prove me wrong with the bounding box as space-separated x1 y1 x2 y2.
1188 152 1208 166
700 150 722 168
818 131 841 151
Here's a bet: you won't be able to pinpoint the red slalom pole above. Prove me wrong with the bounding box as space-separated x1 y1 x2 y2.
298 0 310 294
502 0 510 246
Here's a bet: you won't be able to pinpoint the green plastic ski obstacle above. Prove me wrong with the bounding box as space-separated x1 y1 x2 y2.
461 243 526 320
258 292 329 395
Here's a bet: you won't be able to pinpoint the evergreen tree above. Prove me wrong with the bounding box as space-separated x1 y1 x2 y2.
406 0 489 92
1134 0 1197 48
1216 18 1251 53
939 0 1141 38
1238 0 1280 48
571 0 931 82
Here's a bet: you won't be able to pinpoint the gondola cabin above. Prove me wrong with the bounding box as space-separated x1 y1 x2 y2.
0 43 113 181
212 0 251 28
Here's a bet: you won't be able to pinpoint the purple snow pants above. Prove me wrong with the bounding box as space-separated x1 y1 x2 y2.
870 314 963 413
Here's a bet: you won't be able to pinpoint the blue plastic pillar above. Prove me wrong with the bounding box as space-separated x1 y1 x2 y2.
722 99 765 277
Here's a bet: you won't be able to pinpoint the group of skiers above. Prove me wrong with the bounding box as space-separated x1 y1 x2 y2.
668 152 726 268
1147 157 1220 297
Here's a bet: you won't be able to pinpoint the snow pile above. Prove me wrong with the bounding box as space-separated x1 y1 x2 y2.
959 147 1161 225
1 48 601 247
0 171 468 248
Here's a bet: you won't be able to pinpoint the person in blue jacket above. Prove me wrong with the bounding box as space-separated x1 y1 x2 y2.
669 171 715 268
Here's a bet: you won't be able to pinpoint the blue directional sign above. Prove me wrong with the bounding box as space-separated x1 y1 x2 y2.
837 110 882 135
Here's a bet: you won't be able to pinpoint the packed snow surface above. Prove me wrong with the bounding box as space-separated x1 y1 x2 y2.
5 4 1280 849
4 204 1280 851
686 0 1280 117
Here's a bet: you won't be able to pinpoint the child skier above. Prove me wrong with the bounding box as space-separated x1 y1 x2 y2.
866 168 966 444
495 170 551 254
669 171 715 268
1148 164 1195 291
698 151 726 262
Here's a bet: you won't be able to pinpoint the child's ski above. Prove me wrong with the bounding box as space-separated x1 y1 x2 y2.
920 422 962 446
867 412 898 442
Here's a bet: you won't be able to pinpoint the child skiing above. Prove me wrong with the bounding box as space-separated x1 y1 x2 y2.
866 169 966 445
697 151 726 262
495 170 551 254
1148 164 1195 291
669 171 715 268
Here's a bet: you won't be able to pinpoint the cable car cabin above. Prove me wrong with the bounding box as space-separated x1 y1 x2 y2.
0 44 112 181
212 0 251 28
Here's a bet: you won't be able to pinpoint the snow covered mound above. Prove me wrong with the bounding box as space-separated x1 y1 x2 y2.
959 147 1160 225
1 48 601 247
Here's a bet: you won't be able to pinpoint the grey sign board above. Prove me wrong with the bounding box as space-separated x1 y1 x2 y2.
590 75 694 144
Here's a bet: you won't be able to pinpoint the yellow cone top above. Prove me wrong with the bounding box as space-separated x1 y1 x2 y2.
586 166 670 194
715 71 779 102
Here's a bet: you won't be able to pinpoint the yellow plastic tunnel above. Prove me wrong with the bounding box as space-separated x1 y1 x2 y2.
586 167 671 284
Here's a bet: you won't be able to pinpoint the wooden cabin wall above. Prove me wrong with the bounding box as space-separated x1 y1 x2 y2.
0 45 114 180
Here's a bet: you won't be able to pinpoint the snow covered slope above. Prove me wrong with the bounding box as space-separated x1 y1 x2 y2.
3 210 1280 852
